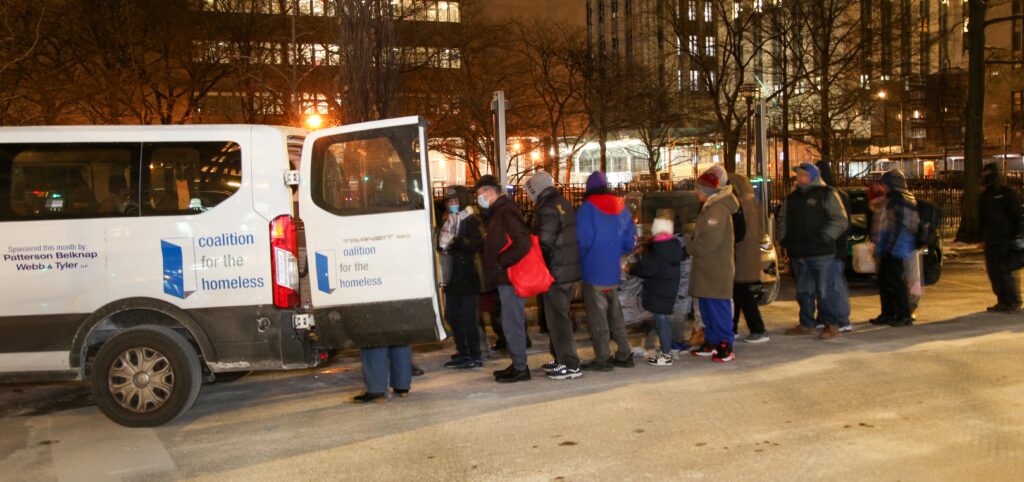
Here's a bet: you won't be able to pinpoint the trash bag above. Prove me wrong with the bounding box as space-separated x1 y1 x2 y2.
619 274 649 326
852 241 878 274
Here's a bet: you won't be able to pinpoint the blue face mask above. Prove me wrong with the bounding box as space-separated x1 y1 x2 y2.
448 204 460 213
477 194 490 209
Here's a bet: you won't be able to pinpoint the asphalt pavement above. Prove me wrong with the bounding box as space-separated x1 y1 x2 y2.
1 255 1023 481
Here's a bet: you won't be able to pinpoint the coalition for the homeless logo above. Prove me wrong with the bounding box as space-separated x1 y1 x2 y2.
315 245 384 295
161 238 197 299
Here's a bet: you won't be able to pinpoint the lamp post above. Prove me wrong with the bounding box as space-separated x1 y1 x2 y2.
740 82 759 175
1004 122 1011 173
877 89 889 152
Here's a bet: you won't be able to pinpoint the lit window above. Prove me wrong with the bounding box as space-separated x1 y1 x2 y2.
704 3 712 21
688 0 696 20
705 36 716 56
690 70 700 91
689 35 698 53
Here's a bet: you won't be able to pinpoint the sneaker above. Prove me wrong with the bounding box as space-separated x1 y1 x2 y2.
838 325 854 333
444 357 468 369
784 325 816 336
691 343 716 357
411 365 425 377
612 356 635 368
392 388 410 398
495 368 531 383
743 332 770 344
647 352 673 366
815 323 825 329
818 324 841 340
352 392 387 404
454 359 483 370
580 359 614 372
546 365 582 380
670 342 688 357
541 360 559 372
711 343 735 363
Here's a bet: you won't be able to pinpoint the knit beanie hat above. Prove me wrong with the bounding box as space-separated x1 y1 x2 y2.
706 165 729 187
585 171 608 192
524 171 555 202
651 208 675 236
794 162 821 183
696 170 721 197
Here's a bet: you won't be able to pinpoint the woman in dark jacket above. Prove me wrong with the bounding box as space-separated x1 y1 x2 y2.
438 186 485 369
629 209 684 367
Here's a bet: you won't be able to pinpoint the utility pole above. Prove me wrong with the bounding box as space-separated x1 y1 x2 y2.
491 91 509 186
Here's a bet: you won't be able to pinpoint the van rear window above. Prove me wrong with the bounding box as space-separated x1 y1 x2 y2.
310 125 424 216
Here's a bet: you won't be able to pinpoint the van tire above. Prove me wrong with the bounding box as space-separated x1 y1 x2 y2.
90 325 203 427
756 280 780 306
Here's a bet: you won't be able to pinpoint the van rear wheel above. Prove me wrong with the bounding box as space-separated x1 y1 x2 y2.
90 326 202 427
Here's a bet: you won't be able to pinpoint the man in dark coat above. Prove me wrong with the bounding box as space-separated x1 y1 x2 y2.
475 175 533 383
980 163 1023 312
525 171 582 380
438 186 485 369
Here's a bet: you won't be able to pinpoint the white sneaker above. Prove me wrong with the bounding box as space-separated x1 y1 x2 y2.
838 325 854 333
815 323 825 329
647 352 673 366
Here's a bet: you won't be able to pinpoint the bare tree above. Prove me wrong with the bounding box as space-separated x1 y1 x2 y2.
622 62 684 179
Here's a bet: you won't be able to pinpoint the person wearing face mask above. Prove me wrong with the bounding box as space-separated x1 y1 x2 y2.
980 163 1023 313
474 175 534 383
438 186 486 369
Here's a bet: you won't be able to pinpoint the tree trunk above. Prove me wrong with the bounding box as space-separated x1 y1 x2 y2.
723 130 738 173
957 0 986 242
781 87 792 190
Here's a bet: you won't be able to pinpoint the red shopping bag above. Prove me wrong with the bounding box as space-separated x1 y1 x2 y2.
501 235 554 297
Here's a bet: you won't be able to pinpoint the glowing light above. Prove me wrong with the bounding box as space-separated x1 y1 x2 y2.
305 114 324 129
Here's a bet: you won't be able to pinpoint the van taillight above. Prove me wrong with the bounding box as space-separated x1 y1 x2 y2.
270 215 299 308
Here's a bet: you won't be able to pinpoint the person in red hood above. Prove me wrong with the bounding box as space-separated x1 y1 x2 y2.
577 171 636 371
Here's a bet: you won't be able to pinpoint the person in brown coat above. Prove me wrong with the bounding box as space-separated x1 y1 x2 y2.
728 174 769 343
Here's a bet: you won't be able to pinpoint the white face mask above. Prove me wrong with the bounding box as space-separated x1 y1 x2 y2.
477 194 490 209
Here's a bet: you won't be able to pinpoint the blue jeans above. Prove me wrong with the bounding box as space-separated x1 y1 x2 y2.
360 345 412 395
699 298 735 346
827 258 851 328
496 284 528 370
653 313 672 354
792 255 836 328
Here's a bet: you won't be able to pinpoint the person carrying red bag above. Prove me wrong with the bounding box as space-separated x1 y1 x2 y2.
474 175 534 383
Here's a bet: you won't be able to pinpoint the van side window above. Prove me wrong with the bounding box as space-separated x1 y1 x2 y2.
0 143 141 221
310 125 424 216
141 141 241 215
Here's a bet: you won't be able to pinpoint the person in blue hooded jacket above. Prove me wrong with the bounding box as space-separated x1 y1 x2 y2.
872 169 919 327
577 171 636 371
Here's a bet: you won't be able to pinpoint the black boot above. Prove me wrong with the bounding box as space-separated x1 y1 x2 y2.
492 363 516 377
494 367 531 383
352 392 387 404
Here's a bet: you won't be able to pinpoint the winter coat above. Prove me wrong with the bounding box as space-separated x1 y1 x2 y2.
778 179 849 259
481 195 532 290
876 180 919 260
728 174 764 284
630 236 684 314
441 210 484 296
577 190 636 286
533 187 582 283
688 186 739 300
979 182 1023 245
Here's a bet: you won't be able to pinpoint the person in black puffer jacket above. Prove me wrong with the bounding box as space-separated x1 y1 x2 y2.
525 171 583 379
629 209 684 367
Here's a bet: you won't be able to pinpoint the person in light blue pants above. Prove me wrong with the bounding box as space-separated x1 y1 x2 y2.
354 345 412 403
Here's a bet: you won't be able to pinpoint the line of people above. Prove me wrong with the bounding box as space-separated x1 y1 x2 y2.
351 162 1022 401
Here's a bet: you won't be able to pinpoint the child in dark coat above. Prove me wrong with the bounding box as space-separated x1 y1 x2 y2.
630 209 684 366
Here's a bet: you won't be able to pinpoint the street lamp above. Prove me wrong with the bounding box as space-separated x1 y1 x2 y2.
877 90 889 151
740 82 759 175
304 113 324 130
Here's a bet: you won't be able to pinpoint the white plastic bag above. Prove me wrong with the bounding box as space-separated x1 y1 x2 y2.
853 241 878 274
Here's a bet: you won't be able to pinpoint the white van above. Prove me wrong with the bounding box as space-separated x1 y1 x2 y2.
0 117 445 426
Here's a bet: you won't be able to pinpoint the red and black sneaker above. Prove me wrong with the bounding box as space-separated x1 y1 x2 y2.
691 343 716 357
712 342 735 363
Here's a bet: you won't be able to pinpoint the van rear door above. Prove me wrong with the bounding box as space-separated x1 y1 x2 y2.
298 116 444 349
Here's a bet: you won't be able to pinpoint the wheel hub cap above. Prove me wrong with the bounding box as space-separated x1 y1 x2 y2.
108 347 174 413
